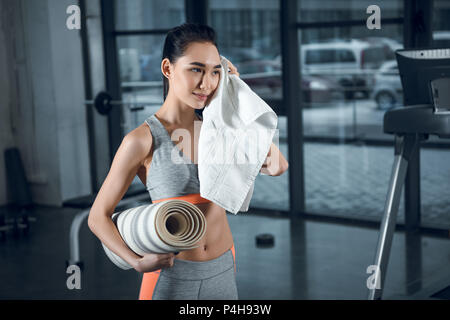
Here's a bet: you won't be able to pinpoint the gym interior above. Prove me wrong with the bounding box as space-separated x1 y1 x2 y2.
0 0 449 300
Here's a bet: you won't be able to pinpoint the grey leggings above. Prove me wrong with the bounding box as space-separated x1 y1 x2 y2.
152 249 238 300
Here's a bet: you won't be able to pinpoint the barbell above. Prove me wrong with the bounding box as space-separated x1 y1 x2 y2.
85 91 159 115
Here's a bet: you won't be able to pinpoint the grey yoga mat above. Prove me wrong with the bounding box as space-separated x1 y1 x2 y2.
102 199 207 270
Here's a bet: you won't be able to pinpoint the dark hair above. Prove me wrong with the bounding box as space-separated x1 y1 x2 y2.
162 23 219 102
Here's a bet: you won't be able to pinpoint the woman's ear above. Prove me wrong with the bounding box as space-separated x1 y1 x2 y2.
161 58 172 79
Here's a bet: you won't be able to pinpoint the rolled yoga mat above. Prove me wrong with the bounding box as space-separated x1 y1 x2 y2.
102 199 207 270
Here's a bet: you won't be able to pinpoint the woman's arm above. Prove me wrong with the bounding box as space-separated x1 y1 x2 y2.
88 134 144 269
260 142 289 176
87 129 174 272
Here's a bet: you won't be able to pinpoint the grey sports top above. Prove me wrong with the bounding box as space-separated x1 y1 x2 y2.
144 113 201 201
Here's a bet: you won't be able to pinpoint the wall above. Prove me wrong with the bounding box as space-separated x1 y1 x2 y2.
0 0 91 206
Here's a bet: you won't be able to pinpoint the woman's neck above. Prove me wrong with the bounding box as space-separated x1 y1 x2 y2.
157 94 198 126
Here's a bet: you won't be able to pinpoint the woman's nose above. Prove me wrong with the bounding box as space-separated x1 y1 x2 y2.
199 74 214 91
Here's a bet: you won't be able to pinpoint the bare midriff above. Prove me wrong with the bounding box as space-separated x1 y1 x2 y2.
178 201 234 261
153 195 234 261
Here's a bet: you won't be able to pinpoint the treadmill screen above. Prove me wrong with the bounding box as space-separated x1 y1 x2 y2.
396 48 450 113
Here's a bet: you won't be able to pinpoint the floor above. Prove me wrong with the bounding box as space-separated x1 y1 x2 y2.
0 203 449 300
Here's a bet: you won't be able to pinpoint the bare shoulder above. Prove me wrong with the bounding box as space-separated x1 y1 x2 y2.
122 122 153 166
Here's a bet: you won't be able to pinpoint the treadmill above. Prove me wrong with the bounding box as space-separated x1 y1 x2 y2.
368 48 450 300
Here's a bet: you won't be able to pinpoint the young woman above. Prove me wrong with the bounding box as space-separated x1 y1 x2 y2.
88 23 289 300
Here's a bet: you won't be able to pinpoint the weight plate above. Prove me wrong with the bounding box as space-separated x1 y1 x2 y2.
94 91 112 115
255 233 275 247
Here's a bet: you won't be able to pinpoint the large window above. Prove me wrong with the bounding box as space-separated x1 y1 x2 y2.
115 0 184 30
116 35 166 134
420 0 450 229
297 0 408 224
299 0 450 229
300 25 403 139
113 0 185 135
297 0 403 23
210 1 282 103
432 0 450 49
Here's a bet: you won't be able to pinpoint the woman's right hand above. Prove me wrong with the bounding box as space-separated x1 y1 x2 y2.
134 252 175 273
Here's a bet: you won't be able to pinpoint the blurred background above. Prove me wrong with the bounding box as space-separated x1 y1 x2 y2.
0 0 449 300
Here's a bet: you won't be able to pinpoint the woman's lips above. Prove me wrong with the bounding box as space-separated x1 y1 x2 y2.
193 93 208 101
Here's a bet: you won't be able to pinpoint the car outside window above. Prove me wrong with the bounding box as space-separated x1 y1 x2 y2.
362 47 385 68
305 49 355 64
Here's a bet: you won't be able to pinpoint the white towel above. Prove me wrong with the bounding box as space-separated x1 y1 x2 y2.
198 56 278 214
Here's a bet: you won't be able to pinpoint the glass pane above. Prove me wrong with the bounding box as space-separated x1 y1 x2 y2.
432 0 450 48
299 25 403 140
420 150 450 229
209 0 289 211
420 0 450 230
114 0 185 30
116 35 165 134
209 0 282 101
298 0 403 23
116 35 166 188
299 24 410 224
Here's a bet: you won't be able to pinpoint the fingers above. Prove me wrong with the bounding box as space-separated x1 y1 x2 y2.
166 257 174 268
222 57 240 76
227 64 239 76
167 255 174 267
160 252 175 268
228 67 240 76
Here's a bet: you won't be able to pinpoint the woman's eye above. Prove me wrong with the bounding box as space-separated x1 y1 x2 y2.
191 68 201 73
213 71 220 76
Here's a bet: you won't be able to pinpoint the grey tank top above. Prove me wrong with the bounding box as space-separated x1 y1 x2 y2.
144 113 201 201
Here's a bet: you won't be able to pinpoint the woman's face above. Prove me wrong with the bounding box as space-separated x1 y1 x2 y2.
163 41 221 109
